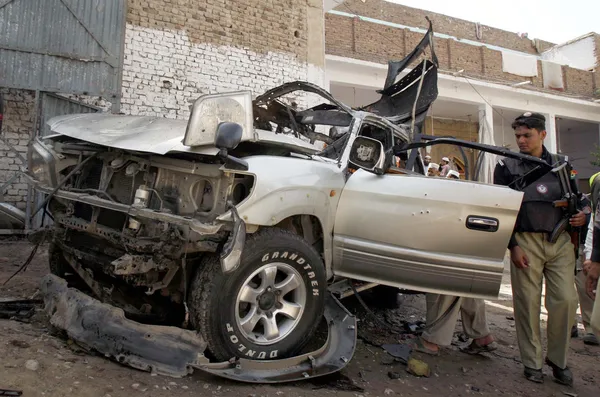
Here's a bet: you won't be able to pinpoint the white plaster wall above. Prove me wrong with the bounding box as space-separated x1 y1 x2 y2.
121 24 325 119
542 36 597 71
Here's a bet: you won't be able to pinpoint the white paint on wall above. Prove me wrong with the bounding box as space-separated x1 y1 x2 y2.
121 24 325 119
542 35 596 71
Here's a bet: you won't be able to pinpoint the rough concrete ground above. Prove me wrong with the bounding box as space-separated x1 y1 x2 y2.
1 240 598 397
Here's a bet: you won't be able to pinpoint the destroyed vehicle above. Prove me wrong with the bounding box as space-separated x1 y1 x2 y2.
26 24 554 383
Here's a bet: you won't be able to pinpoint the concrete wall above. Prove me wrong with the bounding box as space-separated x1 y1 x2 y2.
542 35 597 71
122 0 325 118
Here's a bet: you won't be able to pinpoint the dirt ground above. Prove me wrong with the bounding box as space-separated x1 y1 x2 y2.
1 240 598 397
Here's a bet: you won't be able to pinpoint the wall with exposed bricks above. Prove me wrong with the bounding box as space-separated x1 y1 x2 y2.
334 0 555 55
121 0 325 118
1 0 326 211
0 88 34 210
325 12 598 99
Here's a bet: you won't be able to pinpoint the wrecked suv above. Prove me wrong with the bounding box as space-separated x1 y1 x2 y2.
26 25 553 383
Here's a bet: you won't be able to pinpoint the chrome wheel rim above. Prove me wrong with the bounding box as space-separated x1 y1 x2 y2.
235 262 306 345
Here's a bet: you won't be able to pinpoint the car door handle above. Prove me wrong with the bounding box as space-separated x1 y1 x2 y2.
466 216 499 232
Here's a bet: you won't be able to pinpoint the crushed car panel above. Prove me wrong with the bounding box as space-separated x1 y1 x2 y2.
194 293 357 383
41 274 209 378
46 113 320 156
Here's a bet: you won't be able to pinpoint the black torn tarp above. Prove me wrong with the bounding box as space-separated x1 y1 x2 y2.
381 17 439 91
361 18 439 127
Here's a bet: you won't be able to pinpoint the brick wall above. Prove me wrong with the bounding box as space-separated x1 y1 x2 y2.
325 13 598 98
564 67 596 96
122 0 323 118
1 1 326 210
0 88 34 210
334 0 555 55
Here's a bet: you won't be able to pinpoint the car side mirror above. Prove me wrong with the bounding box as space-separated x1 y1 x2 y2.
215 122 248 171
349 136 387 175
215 122 243 150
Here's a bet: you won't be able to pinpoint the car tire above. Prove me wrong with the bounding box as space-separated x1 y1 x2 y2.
188 228 326 361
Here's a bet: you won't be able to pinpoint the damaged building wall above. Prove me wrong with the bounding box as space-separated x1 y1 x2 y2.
1 0 327 209
0 88 34 210
326 4 599 99
121 0 326 118
333 0 555 55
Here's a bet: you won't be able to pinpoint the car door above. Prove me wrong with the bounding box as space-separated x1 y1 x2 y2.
332 169 524 300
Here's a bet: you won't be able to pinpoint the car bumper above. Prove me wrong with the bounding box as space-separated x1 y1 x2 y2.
41 274 358 383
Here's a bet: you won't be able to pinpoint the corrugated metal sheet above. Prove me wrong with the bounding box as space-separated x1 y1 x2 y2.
39 93 99 137
0 0 126 99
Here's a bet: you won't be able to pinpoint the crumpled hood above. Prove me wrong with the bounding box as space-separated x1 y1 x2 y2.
46 113 319 155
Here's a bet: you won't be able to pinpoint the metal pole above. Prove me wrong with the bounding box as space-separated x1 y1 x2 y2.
25 90 41 231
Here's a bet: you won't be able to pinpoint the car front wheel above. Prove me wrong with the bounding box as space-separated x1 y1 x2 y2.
188 228 326 361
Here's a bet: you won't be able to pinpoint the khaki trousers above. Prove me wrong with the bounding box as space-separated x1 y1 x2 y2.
422 294 490 346
591 281 600 338
512 232 577 370
574 266 595 334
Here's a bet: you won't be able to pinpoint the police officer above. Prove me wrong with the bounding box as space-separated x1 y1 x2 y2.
494 112 586 386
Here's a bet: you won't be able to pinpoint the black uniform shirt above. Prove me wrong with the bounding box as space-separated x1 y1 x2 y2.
494 146 580 249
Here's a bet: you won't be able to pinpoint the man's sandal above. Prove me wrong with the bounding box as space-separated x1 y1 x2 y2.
459 340 498 355
410 337 440 356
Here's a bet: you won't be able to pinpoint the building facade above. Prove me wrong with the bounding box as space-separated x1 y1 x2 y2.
324 0 600 189
2 0 600 213
0 0 326 210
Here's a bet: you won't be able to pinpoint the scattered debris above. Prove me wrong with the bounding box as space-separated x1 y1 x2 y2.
471 386 480 392
382 344 412 364
309 372 365 392
461 366 469 374
380 354 395 365
388 371 402 380
384 388 395 395
562 392 578 397
406 358 430 377
131 383 140 389
0 299 42 320
0 389 23 396
25 359 39 371
9 340 30 349
456 333 469 343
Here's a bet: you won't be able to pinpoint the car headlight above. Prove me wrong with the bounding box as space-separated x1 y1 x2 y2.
28 140 57 187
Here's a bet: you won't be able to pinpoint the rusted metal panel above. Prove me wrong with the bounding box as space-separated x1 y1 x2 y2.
0 0 126 105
